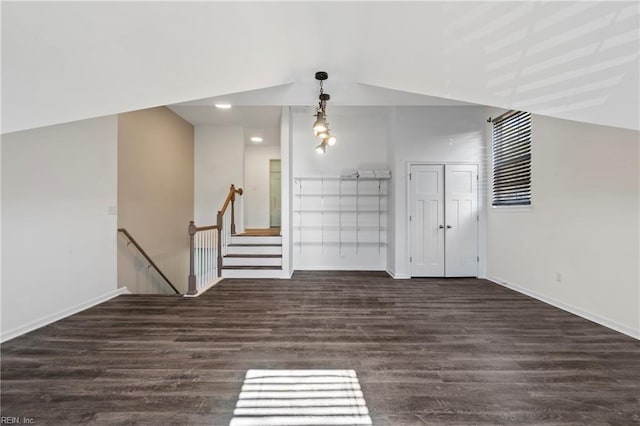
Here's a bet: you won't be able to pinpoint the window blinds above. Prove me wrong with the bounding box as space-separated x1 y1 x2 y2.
492 111 532 206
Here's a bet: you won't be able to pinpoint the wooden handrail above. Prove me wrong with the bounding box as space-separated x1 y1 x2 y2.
190 224 220 233
220 184 243 216
118 228 180 295
219 184 243 235
187 184 243 295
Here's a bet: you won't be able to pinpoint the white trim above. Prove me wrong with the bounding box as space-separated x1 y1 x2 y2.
1 287 130 343
294 266 386 271
221 269 287 279
487 276 640 340
282 269 294 279
490 205 533 212
183 277 224 298
387 269 410 279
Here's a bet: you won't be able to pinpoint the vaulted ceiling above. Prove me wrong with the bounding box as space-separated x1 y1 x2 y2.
2 1 638 134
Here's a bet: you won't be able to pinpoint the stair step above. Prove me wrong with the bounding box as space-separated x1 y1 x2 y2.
231 235 281 245
222 266 282 270
227 244 282 255
228 244 282 247
224 255 282 266
225 254 282 258
221 268 285 279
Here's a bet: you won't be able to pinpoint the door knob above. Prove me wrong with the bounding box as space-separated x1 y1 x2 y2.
446 225 452 229
438 225 444 229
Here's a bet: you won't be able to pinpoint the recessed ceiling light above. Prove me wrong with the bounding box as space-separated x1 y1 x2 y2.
215 103 232 109
250 137 263 143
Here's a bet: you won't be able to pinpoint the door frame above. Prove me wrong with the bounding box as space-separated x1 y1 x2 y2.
406 161 481 278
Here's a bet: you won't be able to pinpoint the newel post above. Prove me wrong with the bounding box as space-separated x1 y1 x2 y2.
216 211 223 277
230 188 237 235
187 221 197 296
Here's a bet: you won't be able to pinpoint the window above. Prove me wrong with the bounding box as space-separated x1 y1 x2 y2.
492 110 532 206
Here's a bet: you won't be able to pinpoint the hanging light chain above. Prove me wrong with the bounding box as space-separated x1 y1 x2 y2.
318 80 326 113
312 71 336 154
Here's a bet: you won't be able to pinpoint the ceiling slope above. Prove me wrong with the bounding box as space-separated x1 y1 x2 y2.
2 1 638 133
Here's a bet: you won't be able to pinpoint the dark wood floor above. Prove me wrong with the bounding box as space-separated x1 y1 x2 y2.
2 271 639 425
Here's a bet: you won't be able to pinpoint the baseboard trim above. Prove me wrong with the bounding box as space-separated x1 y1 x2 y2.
1 287 130 343
183 278 223 298
387 269 410 279
486 276 640 340
294 266 386 271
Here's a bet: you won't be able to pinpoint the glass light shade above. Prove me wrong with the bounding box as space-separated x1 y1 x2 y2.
312 112 328 133
315 142 327 154
326 135 337 146
317 130 330 139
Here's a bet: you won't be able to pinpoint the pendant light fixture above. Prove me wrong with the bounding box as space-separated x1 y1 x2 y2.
313 71 336 153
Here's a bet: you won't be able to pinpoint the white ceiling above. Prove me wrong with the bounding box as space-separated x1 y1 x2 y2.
169 106 282 127
169 106 282 146
2 1 638 133
170 83 474 107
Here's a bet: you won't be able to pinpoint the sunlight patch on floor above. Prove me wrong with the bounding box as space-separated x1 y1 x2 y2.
229 369 372 426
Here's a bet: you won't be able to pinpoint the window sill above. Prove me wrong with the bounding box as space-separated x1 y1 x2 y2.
491 205 533 212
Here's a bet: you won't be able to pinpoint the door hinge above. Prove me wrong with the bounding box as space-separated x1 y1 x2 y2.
410 256 413 262
409 173 412 180
477 256 479 262
477 215 479 221
409 215 412 222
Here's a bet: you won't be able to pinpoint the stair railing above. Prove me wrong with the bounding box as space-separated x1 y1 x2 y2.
118 228 180 294
188 184 243 295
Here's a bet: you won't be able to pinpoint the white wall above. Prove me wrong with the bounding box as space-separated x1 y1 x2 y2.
117 107 193 294
291 107 390 270
389 106 487 278
194 126 244 226
292 107 390 177
281 107 293 277
486 111 640 338
386 108 397 276
289 106 487 273
244 143 281 229
1 116 119 341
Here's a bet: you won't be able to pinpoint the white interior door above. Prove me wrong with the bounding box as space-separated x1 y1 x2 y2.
444 164 478 277
410 165 445 276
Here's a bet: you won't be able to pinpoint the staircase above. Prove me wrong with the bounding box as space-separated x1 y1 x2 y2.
188 186 285 295
222 231 283 278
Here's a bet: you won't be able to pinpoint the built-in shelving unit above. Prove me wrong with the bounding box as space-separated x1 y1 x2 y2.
293 175 390 253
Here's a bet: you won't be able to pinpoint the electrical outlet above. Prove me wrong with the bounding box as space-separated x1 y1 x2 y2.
555 272 562 283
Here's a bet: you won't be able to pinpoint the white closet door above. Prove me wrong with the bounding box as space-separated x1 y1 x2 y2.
444 164 478 277
410 165 445 276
